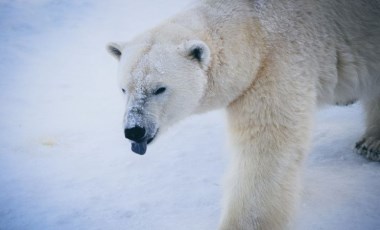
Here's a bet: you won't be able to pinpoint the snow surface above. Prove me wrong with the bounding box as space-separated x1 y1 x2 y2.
0 1 379 229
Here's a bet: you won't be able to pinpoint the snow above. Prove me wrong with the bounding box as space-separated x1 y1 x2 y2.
0 1 379 230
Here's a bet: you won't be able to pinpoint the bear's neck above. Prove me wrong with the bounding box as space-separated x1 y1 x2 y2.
191 2 268 113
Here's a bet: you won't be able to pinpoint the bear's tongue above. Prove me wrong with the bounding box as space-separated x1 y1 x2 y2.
131 140 147 155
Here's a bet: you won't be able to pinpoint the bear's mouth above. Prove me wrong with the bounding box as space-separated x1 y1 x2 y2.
130 130 158 155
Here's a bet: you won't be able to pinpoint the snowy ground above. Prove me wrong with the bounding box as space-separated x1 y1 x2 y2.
0 1 379 230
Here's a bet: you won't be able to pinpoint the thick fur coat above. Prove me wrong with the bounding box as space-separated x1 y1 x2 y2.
107 0 380 229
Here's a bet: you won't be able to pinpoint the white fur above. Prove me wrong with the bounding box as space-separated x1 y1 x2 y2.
108 0 380 229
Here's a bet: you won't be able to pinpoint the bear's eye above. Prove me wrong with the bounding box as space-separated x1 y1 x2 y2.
121 88 126 94
153 87 166 95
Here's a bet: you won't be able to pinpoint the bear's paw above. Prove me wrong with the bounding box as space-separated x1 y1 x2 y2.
355 136 380 161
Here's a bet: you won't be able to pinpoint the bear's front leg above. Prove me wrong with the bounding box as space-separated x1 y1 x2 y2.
220 72 315 230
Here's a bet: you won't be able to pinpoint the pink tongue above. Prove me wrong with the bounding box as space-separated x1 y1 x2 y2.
131 141 147 155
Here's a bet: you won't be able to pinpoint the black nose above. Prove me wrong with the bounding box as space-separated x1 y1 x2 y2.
124 126 146 142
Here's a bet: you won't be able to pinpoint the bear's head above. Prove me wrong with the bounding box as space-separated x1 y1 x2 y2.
107 32 212 155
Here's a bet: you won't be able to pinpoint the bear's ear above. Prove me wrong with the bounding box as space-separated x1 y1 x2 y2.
185 40 211 67
107 42 123 60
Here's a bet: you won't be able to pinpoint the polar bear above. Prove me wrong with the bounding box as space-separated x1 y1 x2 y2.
107 0 380 229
